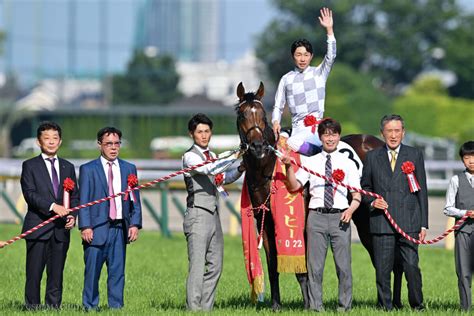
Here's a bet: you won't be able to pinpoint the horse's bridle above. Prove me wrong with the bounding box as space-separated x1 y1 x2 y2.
238 99 272 154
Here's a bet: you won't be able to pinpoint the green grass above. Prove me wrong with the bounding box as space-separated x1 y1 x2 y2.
0 223 463 315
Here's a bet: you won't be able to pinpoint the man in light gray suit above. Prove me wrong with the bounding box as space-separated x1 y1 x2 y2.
361 114 428 311
182 113 244 311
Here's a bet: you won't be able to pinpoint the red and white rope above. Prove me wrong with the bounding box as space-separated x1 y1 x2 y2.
2 156 223 248
278 153 469 245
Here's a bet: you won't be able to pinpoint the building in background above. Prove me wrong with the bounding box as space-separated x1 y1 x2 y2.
0 0 143 86
135 0 220 62
0 0 275 89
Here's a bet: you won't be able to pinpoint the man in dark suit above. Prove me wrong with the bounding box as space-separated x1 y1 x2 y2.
78 126 142 310
20 121 79 310
361 114 428 311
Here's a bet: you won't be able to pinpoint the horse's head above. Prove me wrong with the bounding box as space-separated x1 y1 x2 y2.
236 82 275 159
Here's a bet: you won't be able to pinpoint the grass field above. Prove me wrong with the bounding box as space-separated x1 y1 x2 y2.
0 223 464 315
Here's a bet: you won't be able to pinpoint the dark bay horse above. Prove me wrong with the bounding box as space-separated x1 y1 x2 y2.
236 82 400 309
236 82 309 310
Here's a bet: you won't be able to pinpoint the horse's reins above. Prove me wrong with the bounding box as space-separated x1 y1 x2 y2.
237 98 276 248
237 99 272 155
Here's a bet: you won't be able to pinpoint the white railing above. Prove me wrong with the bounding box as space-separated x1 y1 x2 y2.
0 158 464 191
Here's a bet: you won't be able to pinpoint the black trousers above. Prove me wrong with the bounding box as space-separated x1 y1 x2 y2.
25 236 69 309
372 233 424 310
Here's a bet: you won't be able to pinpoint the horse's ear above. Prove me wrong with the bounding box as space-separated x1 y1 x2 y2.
237 82 245 101
256 81 264 100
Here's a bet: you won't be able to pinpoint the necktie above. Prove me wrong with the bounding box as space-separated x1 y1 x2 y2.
107 162 117 220
324 154 333 208
47 158 59 198
203 150 211 160
390 150 397 172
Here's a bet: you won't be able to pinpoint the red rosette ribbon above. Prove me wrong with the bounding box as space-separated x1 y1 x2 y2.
401 161 420 193
124 174 138 201
214 173 228 197
62 177 75 209
303 115 321 134
215 173 224 186
331 169 345 197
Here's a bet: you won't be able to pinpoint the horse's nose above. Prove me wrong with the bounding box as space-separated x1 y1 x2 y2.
250 141 265 159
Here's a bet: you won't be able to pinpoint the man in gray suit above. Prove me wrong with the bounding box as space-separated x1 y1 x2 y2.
361 114 428 311
182 113 244 311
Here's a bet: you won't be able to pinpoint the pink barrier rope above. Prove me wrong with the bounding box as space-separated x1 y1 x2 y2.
280 154 469 245
1 157 220 248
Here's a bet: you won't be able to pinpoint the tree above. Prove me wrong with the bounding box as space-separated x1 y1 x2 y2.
440 14 474 98
325 63 392 135
112 51 181 105
393 76 473 141
256 0 472 95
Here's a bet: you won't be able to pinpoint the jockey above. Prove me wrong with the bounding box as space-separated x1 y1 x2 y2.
272 7 336 156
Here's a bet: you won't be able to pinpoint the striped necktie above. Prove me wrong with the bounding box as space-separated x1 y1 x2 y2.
324 154 333 208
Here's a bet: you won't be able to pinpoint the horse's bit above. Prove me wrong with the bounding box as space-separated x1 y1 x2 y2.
238 100 272 154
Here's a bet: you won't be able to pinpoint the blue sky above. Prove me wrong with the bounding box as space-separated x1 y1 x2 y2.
0 0 277 87
0 0 471 88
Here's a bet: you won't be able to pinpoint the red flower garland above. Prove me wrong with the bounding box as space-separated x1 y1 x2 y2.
124 174 138 201
332 169 345 197
401 161 420 193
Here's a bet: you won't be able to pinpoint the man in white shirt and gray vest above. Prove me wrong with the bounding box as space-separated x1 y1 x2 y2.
282 118 361 312
444 140 474 311
182 113 244 311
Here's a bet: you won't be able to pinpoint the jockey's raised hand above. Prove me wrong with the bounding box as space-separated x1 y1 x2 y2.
318 7 334 35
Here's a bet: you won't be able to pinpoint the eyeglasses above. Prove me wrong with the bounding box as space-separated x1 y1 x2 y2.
101 141 122 148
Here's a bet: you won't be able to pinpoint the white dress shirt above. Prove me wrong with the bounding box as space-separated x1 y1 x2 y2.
444 170 474 218
101 156 122 219
182 145 242 184
295 150 360 209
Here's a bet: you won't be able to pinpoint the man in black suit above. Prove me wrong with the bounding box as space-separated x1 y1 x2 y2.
361 114 428 311
20 121 79 309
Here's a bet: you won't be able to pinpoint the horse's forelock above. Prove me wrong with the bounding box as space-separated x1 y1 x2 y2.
234 92 260 112
243 92 257 104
